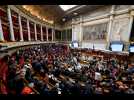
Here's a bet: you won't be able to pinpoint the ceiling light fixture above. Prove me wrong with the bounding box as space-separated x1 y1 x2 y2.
74 12 78 15
59 5 77 11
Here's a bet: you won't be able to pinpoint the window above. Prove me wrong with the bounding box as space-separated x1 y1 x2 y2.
59 5 77 11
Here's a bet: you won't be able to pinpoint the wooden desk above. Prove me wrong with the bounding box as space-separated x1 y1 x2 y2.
61 63 71 69
48 82 54 90
60 74 86 87
79 60 89 65
59 75 66 80
79 81 85 87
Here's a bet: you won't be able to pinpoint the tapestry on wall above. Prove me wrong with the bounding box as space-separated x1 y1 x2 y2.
83 22 108 41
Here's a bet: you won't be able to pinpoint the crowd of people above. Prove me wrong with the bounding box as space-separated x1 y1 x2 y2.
0 43 134 95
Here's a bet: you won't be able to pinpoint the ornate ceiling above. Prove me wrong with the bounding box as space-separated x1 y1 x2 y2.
20 5 104 24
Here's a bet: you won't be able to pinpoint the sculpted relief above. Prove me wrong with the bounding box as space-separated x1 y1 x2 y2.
111 17 130 42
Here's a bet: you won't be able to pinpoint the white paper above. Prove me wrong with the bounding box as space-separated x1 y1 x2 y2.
95 72 101 81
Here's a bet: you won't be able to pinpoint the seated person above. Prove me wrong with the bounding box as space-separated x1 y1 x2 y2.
21 85 34 95
94 87 103 95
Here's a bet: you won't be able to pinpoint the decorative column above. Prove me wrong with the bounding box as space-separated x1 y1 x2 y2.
18 14 23 41
41 25 43 41
128 12 134 41
0 17 4 41
66 29 68 41
52 28 55 41
46 27 48 41
34 23 37 41
72 25 73 41
124 12 134 51
61 30 62 41
79 16 83 42
106 5 115 49
107 15 114 42
27 19 31 41
7 7 15 41
72 18 75 41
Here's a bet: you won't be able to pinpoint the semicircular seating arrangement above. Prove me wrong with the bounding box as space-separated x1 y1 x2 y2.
0 43 133 95
0 5 134 96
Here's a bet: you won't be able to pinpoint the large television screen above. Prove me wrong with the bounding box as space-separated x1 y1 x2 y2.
72 41 78 48
73 42 78 48
110 42 124 52
129 46 134 53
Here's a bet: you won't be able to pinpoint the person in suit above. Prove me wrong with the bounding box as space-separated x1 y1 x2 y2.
82 80 93 96
71 80 81 95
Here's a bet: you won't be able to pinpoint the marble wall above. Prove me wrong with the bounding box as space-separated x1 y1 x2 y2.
110 15 130 42
69 5 132 50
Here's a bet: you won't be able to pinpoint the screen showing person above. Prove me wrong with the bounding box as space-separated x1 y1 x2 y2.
111 43 123 52
73 42 78 48
129 46 134 52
